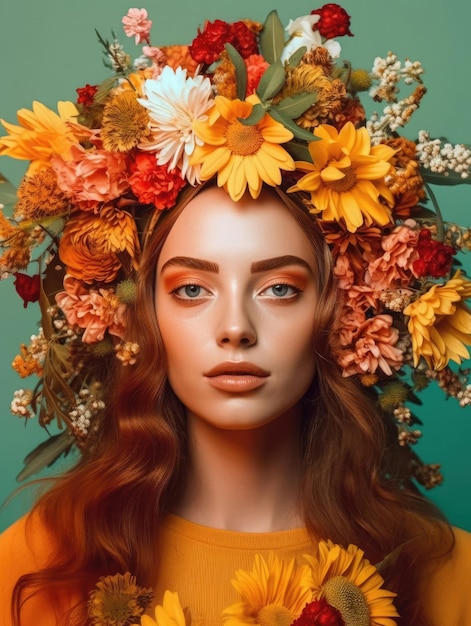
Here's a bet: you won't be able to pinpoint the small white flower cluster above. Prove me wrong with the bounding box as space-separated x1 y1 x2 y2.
69 388 105 436
457 385 471 407
369 52 423 103
394 405 412 423
416 130 471 179
367 92 422 140
398 428 422 446
10 389 35 419
108 41 130 73
27 328 48 367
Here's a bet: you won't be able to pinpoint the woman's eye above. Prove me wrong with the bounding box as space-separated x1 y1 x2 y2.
171 284 209 299
261 284 300 298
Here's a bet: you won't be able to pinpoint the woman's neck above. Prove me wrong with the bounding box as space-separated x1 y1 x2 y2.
174 408 304 533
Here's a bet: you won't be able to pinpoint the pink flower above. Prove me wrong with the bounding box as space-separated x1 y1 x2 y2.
51 144 130 211
336 314 403 377
122 8 152 44
55 274 126 344
366 222 419 290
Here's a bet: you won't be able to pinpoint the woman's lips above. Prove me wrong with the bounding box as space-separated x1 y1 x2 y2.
204 362 270 392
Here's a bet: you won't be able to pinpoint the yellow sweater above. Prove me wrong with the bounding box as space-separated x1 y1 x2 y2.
1 512 471 625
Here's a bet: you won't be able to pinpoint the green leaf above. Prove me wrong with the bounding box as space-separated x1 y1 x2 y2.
272 92 317 119
224 43 247 101
287 46 307 68
256 60 286 102
238 104 266 126
269 108 318 143
284 140 312 163
420 167 471 186
94 76 121 104
259 10 285 64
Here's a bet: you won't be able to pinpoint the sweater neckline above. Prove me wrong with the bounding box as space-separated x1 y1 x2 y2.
163 513 314 550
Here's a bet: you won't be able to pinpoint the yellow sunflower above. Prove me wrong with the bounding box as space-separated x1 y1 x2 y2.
403 270 471 370
191 94 295 201
88 572 153 626
222 552 313 626
133 591 187 626
0 101 86 172
304 541 399 626
288 122 396 233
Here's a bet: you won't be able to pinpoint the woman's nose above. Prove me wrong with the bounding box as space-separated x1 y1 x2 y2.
216 296 257 347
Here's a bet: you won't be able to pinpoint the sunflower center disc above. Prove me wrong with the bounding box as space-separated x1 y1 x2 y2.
322 576 370 626
226 120 264 156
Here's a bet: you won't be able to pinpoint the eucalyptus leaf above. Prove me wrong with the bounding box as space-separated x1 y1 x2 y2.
420 167 471 186
94 76 121 104
273 92 317 119
224 43 247 101
269 108 318 143
17 431 76 482
238 104 266 126
259 10 285 64
284 140 312 163
287 46 307 68
256 60 286 102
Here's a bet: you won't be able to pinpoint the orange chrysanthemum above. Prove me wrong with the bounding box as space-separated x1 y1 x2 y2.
404 270 471 370
191 94 295 201
289 122 396 232
59 205 140 283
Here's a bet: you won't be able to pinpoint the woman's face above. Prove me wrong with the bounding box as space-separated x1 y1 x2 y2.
155 187 319 430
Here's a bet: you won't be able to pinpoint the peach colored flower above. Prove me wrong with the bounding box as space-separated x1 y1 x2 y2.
59 205 139 283
122 8 152 44
337 314 403 376
345 284 382 313
51 144 130 211
56 275 126 343
333 254 355 289
366 222 419 290
337 305 367 346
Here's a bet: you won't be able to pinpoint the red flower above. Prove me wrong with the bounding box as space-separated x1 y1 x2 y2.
229 21 259 58
245 54 270 95
292 599 345 626
13 273 41 308
129 152 186 210
412 228 456 278
189 19 258 65
76 84 99 107
311 4 353 39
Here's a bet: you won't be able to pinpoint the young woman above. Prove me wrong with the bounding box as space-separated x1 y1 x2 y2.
1 184 471 626
1 4 471 626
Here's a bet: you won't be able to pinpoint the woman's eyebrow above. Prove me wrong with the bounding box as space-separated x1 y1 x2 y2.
160 256 219 273
251 255 312 273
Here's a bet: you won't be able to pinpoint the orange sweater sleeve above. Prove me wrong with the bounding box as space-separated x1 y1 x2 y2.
419 526 471 626
0 513 81 626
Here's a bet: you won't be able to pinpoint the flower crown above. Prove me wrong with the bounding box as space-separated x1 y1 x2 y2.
1 4 471 485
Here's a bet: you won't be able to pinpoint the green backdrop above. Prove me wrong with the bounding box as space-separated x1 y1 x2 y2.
1 0 470 532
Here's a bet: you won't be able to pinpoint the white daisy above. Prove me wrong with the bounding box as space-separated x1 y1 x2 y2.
139 65 214 184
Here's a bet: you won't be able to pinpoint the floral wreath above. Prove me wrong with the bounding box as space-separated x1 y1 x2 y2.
1 5 471 487
87 540 399 626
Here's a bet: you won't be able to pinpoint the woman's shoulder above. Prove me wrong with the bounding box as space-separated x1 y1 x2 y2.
0 511 66 626
420 525 471 626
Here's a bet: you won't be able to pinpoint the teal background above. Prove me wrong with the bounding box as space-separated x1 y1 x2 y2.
0 0 470 532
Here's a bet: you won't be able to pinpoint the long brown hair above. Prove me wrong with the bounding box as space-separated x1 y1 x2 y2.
13 185 452 625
